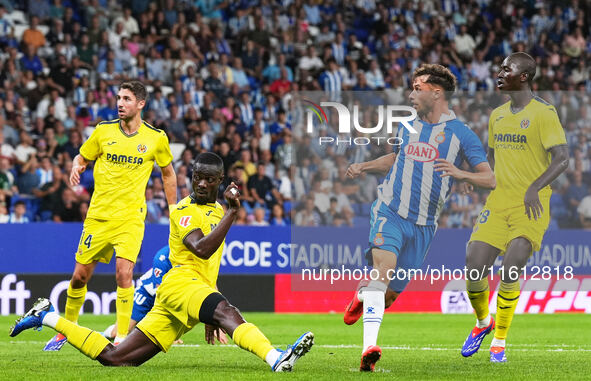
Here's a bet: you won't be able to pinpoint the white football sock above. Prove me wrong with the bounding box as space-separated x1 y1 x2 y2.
362 289 385 352
476 314 491 328
491 338 505 348
42 312 59 329
265 348 282 366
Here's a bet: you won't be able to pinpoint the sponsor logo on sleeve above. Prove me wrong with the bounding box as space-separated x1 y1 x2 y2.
179 216 192 227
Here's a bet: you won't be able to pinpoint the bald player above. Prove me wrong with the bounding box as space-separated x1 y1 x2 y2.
460 52 569 362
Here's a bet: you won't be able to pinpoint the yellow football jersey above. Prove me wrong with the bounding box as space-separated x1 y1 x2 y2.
487 97 567 209
168 195 225 288
80 119 173 220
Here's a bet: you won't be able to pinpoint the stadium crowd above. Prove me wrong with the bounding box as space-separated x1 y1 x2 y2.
0 0 590 229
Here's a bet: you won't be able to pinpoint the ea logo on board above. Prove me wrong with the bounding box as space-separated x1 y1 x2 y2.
520 119 530 129
405 142 439 162
137 144 147 153
440 279 473 313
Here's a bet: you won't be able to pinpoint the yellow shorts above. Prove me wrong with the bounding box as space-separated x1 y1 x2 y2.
75 217 144 265
469 197 550 254
136 267 219 352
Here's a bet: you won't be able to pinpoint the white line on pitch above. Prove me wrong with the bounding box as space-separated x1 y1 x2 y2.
6 342 591 352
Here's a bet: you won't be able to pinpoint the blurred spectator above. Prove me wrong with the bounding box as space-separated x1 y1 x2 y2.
22 16 46 49
247 162 280 210
79 201 89 221
324 197 346 227
146 187 163 224
15 131 37 165
564 171 587 218
448 186 477 228
577 193 591 229
250 207 269 227
9 200 29 223
0 130 15 159
235 207 248 225
0 156 15 198
53 187 80 222
16 155 40 197
34 165 65 221
295 196 321 226
270 204 288 226
0 202 8 223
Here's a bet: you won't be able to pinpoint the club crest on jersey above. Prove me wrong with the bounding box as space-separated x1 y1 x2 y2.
179 216 192 227
154 268 162 277
373 233 384 246
137 144 147 153
434 132 446 144
404 142 439 162
520 119 530 129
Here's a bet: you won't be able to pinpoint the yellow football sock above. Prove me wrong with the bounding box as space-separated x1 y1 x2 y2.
495 281 520 340
232 322 275 361
65 284 87 323
55 317 110 359
116 286 134 338
466 278 489 320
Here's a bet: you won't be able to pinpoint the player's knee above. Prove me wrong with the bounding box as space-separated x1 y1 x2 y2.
115 268 133 287
71 273 89 287
212 301 245 332
510 237 532 254
97 346 128 367
465 247 483 272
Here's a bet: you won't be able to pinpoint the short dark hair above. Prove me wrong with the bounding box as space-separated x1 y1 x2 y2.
194 152 223 169
119 80 147 101
508 52 537 85
412 64 457 99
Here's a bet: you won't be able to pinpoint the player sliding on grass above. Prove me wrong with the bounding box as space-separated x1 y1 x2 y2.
343 64 495 371
11 153 313 372
102 245 209 345
45 80 177 350
461 52 569 363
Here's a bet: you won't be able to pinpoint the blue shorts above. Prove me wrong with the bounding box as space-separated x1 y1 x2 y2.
367 200 436 292
131 285 155 322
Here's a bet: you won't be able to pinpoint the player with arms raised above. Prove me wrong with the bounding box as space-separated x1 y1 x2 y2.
344 64 496 371
44 81 177 350
461 52 569 362
11 153 313 372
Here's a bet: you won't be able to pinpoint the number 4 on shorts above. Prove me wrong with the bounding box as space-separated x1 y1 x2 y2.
84 234 92 248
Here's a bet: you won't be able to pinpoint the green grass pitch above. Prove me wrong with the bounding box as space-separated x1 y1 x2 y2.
1 313 590 380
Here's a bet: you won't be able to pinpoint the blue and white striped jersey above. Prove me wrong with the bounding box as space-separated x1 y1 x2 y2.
135 246 172 298
376 111 487 226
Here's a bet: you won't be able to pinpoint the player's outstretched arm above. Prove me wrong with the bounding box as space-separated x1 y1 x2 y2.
183 183 241 260
434 160 496 189
524 144 569 220
161 163 178 209
70 154 90 186
346 153 397 178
